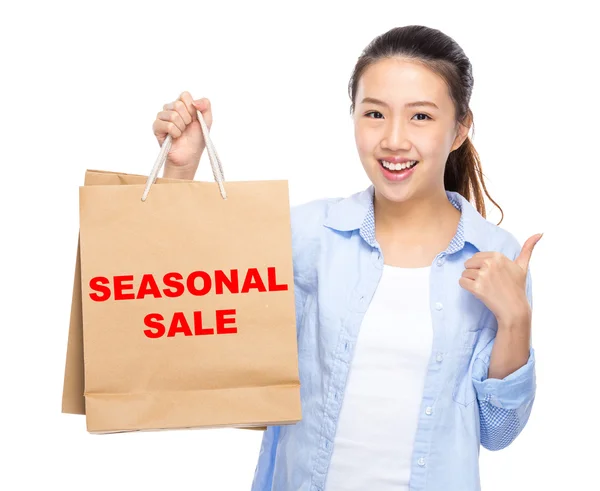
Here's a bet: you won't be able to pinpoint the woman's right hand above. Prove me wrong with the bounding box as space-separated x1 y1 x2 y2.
152 91 213 180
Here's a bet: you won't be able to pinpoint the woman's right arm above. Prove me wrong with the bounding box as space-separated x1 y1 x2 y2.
151 91 214 181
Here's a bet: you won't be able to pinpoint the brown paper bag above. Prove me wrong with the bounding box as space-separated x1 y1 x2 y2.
62 160 301 432
62 169 300 433
62 170 191 417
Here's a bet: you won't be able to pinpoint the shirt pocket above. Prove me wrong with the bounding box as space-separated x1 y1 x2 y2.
451 307 489 407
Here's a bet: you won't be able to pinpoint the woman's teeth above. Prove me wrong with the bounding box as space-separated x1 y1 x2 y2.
379 160 418 171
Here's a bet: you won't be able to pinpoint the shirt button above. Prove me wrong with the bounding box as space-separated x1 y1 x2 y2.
436 257 445 266
425 406 433 415
435 302 443 311
418 457 426 466
436 353 444 362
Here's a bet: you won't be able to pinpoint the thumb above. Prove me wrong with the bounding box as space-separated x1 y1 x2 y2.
515 233 543 271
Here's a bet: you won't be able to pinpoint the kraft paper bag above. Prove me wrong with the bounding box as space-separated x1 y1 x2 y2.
61 170 191 417
61 169 301 433
62 113 301 434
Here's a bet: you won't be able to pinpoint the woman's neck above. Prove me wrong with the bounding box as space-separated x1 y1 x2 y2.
373 189 461 267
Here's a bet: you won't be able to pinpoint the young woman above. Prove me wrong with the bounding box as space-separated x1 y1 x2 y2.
152 24 540 491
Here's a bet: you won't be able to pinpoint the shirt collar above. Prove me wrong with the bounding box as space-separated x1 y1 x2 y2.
323 185 490 253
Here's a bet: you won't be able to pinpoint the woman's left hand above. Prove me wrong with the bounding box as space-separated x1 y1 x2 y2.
459 233 543 326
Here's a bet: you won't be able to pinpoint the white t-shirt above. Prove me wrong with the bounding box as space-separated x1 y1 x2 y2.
325 264 433 491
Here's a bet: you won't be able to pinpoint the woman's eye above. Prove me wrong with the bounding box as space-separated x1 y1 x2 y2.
413 113 431 121
364 111 432 121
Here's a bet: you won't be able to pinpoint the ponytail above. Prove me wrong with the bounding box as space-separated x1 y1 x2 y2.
444 129 504 225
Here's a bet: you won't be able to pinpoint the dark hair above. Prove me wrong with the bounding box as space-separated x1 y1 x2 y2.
348 25 503 224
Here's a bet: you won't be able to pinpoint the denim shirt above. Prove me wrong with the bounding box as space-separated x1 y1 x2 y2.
251 185 536 491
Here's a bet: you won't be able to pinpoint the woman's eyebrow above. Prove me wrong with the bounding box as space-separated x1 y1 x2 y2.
360 97 439 110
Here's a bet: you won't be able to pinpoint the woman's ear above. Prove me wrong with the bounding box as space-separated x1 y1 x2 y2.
451 111 473 152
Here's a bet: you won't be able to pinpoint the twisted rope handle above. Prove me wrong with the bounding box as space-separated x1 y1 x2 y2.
142 107 227 201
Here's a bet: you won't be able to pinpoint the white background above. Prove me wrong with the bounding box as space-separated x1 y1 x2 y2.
1 1 598 489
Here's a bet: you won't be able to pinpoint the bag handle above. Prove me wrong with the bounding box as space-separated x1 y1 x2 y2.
141 107 227 201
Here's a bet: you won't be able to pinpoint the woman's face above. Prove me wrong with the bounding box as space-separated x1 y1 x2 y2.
353 57 470 203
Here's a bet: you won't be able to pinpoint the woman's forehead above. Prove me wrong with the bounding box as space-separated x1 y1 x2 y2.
357 58 451 109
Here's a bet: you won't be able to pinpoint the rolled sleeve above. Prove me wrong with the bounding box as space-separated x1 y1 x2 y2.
473 262 536 411
472 342 536 450
472 346 536 409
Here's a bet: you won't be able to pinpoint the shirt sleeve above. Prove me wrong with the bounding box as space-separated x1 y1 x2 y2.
250 425 281 491
251 207 310 490
471 267 536 451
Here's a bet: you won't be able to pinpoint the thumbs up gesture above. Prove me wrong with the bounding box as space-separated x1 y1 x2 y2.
459 233 543 326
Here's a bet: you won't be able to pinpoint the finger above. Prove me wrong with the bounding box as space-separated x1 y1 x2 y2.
514 233 543 270
192 97 211 116
458 276 476 293
461 268 479 281
158 105 186 133
191 98 212 130
464 251 505 270
167 99 192 126
173 98 193 125
152 117 183 139
179 91 198 122
463 255 491 269
469 252 496 259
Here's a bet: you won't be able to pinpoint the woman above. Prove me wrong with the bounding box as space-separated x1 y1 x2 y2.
152 24 540 491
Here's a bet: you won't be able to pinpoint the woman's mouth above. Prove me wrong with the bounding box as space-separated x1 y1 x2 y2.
378 159 419 181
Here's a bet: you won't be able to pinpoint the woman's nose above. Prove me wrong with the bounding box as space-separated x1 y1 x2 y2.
381 120 411 150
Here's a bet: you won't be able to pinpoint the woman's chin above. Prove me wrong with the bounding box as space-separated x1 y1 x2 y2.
370 176 414 202
378 187 413 203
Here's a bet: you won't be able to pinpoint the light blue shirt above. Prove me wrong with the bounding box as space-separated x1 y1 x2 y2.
251 185 536 491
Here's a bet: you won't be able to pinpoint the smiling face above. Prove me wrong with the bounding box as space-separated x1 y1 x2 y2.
353 57 470 204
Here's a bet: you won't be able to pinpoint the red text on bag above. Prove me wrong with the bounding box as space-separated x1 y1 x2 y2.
88 267 287 301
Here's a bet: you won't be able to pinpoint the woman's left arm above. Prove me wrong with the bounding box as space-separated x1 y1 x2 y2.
488 310 531 380
471 267 536 451
459 234 542 451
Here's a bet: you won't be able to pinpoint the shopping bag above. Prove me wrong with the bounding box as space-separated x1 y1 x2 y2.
61 112 301 433
61 171 188 417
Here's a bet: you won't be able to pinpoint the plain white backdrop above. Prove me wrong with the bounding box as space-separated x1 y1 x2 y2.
1 1 598 489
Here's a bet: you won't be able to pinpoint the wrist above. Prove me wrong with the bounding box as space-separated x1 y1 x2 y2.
497 304 531 331
162 160 198 180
